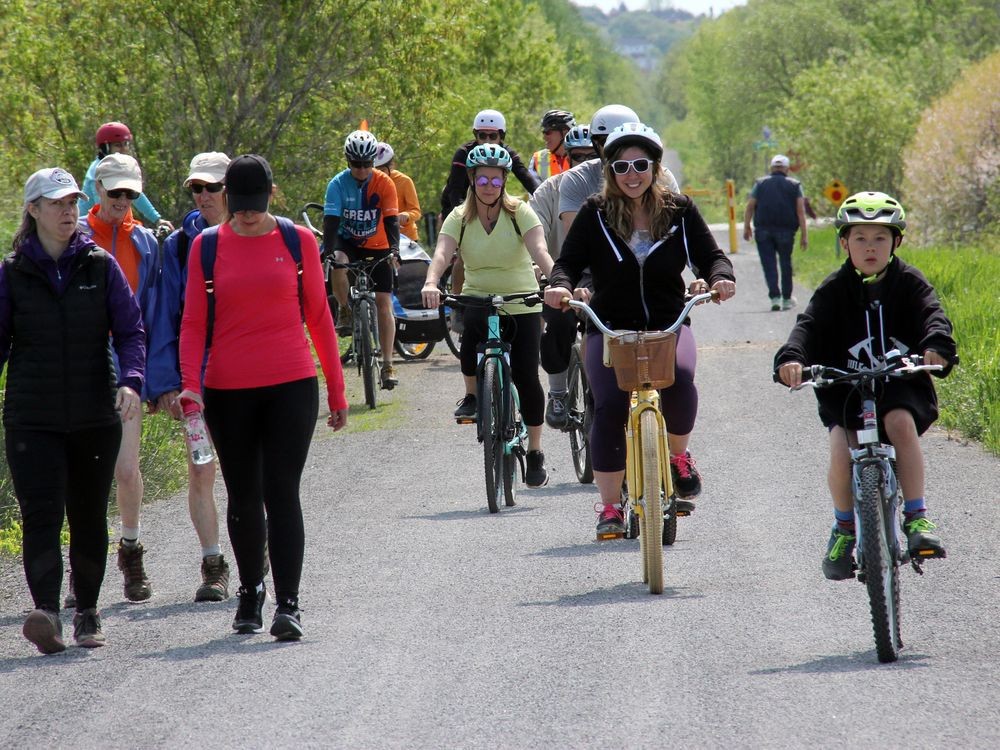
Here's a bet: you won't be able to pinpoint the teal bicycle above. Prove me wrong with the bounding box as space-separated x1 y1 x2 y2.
442 292 542 513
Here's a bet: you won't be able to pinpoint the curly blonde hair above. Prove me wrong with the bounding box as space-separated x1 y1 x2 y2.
600 156 678 240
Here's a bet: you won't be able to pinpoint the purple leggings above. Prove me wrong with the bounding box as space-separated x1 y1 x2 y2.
585 325 699 473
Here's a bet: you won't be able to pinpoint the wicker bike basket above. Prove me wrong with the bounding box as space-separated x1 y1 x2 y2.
605 330 677 391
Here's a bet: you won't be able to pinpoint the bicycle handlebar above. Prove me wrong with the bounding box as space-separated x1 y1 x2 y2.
330 252 397 272
784 353 943 391
441 291 542 309
300 202 324 239
565 291 716 337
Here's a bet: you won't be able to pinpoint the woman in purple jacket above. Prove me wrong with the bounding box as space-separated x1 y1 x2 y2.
0 168 145 654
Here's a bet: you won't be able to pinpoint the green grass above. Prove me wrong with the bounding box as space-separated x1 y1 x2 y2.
795 227 999 455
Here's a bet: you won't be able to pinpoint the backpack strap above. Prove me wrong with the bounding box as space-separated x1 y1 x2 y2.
275 216 304 322
176 230 190 271
199 225 221 351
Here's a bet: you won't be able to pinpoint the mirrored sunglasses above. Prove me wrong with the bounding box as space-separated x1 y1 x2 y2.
610 158 652 175
106 188 140 200
189 183 224 194
475 176 504 188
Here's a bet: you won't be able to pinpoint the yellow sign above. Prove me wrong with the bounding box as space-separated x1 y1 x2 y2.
824 179 848 206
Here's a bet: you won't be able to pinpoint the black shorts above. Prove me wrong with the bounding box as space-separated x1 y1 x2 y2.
818 377 939 438
343 246 394 294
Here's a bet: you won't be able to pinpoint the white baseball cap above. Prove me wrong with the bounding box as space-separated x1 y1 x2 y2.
771 154 790 168
96 153 143 193
23 168 87 204
184 151 231 186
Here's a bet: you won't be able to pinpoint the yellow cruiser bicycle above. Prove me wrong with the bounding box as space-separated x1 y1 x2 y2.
567 292 715 595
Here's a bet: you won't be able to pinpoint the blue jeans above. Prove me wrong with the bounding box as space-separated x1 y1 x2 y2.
755 228 795 299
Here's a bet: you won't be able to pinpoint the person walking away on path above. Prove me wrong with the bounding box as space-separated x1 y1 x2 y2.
545 124 736 537
179 154 349 641
147 151 232 602
422 144 554 489
529 109 576 182
774 191 953 580
375 142 423 244
79 153 160 603
743 154 808 311
79 121 174 234
2 167 145 653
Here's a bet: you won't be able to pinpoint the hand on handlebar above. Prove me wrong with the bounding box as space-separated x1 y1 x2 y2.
422 282 441 309
922 349 948 368
777 361 804 388
544 286 572 310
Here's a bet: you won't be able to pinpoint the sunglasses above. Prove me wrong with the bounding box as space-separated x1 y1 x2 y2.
349 160 374 169
106 188 140 200
475 176 504 188
475 131 500 142
190 183 224 194
610 158 652 175
570 151 597 164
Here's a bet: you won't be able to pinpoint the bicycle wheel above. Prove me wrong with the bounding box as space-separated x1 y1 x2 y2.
858 463 902 663
357 299 379 409
662 495 678 546
639 409 664 595
395 340 435 360
567 344 594 484
441 306 461 359
502 383 520 507
481 358 504 513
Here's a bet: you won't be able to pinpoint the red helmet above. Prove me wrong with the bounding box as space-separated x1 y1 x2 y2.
95 121 132 147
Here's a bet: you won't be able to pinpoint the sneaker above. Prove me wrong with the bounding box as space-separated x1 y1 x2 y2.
544 391 568 429
22 608 66 655
669 451 702 499
117 541 152 602
770 297 781 312
822 528 857 580
381 364 398 390
781 296 797 311
270 599 304 641
904 516 947 558
72 608 106 648
195 554 231 602
596 503 625 539
525 450 549 488
340 344 355 365
232 584 266 634
335 306 354 336
63 571 76 610
454 394 477 421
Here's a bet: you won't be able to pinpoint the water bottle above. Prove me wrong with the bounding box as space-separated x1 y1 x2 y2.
182 399 214 465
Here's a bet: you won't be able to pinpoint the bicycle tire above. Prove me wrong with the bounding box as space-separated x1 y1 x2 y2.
640 409 664 594
441 306 461 359
858 462 902 662
481 357 503 513
662 495 678 546
567 344 594 484
502 382 520 507
358 299 379 409
395 340 435 360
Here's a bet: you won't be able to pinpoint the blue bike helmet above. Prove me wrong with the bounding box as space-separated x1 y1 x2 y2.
466 144 512 171
564 124 592 149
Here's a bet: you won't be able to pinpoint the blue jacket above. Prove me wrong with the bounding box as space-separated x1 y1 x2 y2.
146 209 207 401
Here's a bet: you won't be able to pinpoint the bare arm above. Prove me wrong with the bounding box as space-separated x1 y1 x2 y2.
421 232 459 309
522 224 553 279
796 197 808 249
743 198 756 241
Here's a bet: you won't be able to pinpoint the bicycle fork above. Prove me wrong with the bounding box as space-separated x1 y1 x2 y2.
621 391 672 538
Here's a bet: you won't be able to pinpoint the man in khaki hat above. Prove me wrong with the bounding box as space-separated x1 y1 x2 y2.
75 152 161 604
147 152 233 602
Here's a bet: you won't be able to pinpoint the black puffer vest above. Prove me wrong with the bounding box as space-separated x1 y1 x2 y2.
3 246 118 431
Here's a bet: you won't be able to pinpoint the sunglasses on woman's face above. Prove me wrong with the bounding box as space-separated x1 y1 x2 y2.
106 188 140 200
475 176 504 188
610 158 652 175
475 131 500 142
189 183 224 194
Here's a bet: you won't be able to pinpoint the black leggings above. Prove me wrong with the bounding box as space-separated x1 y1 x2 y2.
540 305 578 375
6 423 121 612
204 377 318 603
460 308 544 427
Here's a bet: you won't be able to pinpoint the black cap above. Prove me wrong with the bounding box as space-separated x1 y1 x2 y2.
225 154 272 213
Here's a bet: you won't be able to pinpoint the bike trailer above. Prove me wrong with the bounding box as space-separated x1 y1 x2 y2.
393 238 443 344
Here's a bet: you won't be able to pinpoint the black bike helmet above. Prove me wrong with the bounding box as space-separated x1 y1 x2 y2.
540 109 576 131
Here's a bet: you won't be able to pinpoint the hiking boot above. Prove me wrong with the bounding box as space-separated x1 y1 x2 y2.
22 608 65 655
525 450 549 488
596 503 625 539
270 599 304 642
72 608 106 648
335 306 354 336
770 297 781 312
454 394 477 422
822 528 857 580
195 554 231 602
781 296 797 311
232 584 266 634
904 516 947 559
381 365 398 390
669 451 702 499
63 571 76 610
117 541 152 602
544 391 568 429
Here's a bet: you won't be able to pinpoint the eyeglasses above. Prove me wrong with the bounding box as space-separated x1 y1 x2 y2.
570 151 597 164
190 183 224 194
475 176 504 188
610 158 652 175
349 160 373 169
475 131 500 142
106 188 140 200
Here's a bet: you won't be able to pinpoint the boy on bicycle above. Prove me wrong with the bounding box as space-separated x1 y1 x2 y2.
774 192 956 580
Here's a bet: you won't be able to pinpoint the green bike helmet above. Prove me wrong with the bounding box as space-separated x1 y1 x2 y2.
835 192 906 237
466 144 512 171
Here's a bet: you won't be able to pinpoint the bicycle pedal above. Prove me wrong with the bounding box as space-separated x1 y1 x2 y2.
596 531 624 542
455 417 476 425
913 548 946 559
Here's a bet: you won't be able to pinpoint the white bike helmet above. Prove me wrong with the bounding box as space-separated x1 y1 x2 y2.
344 130 379 161
473 109 506 132
374 142 395 168
590 104 640 136
604 123 663 161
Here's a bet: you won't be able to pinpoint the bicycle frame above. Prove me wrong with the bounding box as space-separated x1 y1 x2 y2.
477 308 527 458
